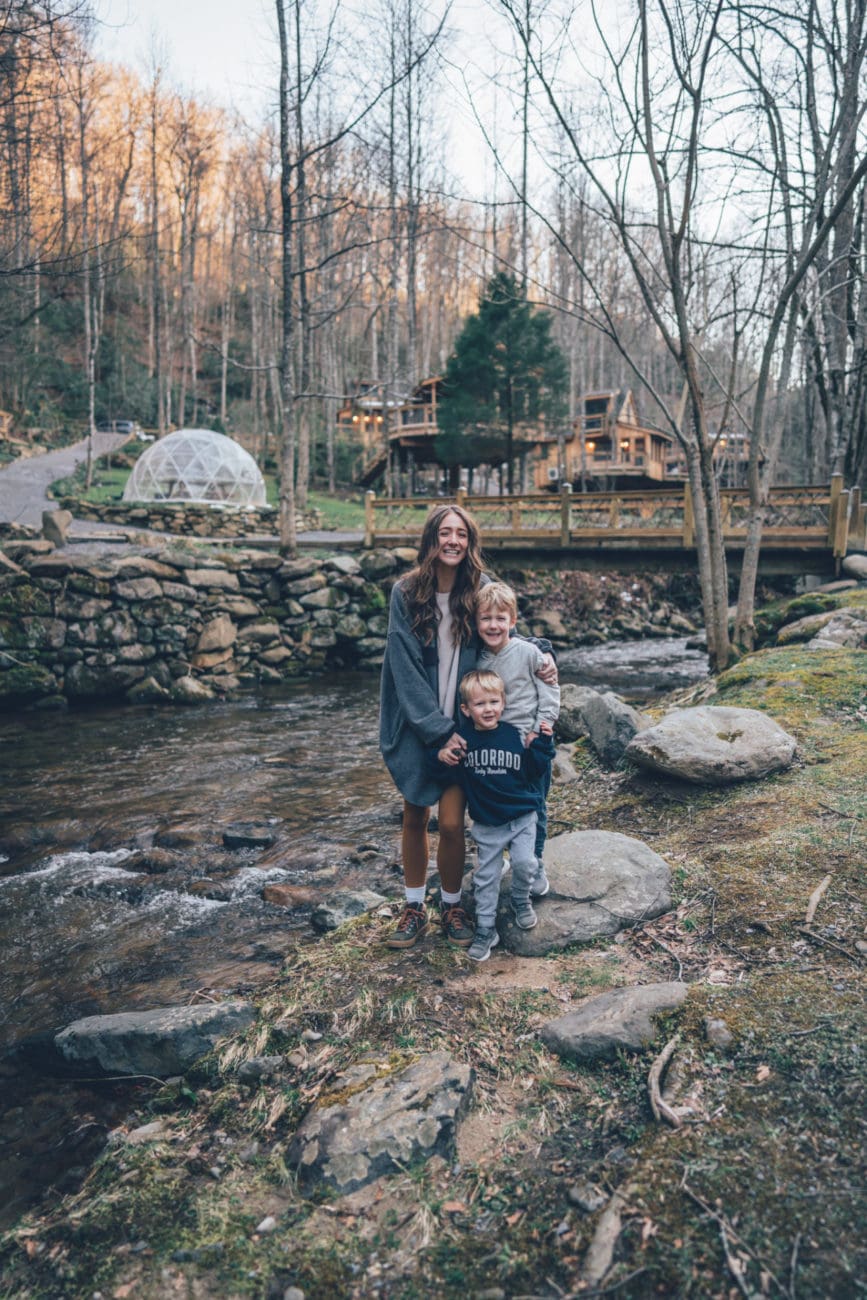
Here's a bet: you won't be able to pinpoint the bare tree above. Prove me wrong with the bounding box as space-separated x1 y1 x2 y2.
498 0 735 665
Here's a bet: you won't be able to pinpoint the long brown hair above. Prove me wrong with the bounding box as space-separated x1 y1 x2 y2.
401 503 484 646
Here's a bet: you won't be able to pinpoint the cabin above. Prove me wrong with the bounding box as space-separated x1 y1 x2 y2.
339 378 443 488
533 389 675 491
665 430 754 487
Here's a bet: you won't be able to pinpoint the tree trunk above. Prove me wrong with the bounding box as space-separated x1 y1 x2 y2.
276 0 297 554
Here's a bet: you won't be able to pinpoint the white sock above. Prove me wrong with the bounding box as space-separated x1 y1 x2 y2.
440 888 462 906
405 886 426 906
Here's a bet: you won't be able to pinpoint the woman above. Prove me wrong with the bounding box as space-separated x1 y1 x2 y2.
379 502 556 949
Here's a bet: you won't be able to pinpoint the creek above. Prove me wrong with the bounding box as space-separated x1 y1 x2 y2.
0 637 707 1226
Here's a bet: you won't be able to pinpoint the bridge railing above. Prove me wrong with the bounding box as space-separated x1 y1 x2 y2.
364 476 864 556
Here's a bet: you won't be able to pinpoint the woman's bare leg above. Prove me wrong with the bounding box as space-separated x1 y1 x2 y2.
401 801 430 888
436 784 467 894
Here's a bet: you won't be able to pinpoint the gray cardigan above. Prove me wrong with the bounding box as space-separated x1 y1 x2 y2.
379 578 482 807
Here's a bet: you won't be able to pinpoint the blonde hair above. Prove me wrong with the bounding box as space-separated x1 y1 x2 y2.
475 580 518 620
459 669 506 705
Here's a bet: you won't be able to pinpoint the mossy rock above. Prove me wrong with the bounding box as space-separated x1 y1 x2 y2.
0 662 58 702
754 587 867 646
0 582 53 617
359 583 387 614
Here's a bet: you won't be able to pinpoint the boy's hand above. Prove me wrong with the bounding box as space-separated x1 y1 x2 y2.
536 653 558 685
438 734 466 766
525 730 538 747
538 721 554 735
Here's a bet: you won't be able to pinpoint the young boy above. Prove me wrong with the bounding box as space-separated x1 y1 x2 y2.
475 581 560 897
435 669 555 962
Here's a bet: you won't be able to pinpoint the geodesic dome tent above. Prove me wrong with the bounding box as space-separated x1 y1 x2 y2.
122 428 267 506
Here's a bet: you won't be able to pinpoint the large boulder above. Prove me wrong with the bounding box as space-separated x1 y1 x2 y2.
55 1001 255 1076
841 553 867 581
287 1052 473 1193
805 609 867 649
626 705 797 784
580 691 649 766
540 982 688 1061
555 684 602 741
497 829 672 955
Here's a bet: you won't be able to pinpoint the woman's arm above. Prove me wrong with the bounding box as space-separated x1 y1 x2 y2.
383 584 457 746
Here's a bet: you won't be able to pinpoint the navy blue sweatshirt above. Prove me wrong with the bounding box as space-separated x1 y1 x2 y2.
433 720 554 827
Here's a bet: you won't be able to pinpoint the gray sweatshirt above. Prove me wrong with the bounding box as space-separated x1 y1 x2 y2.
477 638 560 740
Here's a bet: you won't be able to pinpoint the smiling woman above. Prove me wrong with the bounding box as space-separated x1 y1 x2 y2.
378 503 485 950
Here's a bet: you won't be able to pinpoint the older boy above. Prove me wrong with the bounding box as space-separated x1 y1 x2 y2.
475 581 560 897
435 670 555 962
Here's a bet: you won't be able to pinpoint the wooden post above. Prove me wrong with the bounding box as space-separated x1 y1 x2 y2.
848 486 862 549
364 490 375 549
856 502 867 550
456 488 466 508
832 489 850 558
682 482 695 548
560 481 572 546
608 495 620 528
828 473 843 542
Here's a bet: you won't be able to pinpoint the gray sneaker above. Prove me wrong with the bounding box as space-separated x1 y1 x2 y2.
512 899 538 930
468 925 500 962
530 866 550 898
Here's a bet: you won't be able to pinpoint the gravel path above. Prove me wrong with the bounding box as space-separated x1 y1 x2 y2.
0 434 127 529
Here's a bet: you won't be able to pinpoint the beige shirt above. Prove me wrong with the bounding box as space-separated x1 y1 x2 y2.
436 591 461 720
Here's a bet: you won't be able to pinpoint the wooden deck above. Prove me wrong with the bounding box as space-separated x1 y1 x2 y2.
364 478 865 576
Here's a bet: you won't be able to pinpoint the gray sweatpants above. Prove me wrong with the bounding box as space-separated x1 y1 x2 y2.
470 811 537 928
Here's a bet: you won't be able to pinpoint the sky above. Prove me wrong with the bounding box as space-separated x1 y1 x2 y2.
94 0 280 119
92 0 527 197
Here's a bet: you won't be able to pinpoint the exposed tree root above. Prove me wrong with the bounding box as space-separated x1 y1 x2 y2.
647 1033 682 1128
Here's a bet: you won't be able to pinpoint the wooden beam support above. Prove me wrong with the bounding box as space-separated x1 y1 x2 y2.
560 481 572 546
364 490 375 548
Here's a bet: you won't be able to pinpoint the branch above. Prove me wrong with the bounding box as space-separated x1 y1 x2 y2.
804 874 832 926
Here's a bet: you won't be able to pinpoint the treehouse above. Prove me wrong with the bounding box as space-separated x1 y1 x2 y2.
344 377 445 488
532 389 675 491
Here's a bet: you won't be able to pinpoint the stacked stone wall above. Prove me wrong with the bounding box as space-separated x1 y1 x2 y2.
0 543 410 709
55 498 321 539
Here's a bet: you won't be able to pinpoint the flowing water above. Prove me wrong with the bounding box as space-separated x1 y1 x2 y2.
0 639 707 1225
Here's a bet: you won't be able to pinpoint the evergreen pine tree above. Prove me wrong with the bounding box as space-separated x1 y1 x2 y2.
436 272 567 491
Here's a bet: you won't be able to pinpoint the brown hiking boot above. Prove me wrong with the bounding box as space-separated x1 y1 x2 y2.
440 902 474 947
386 902 429 949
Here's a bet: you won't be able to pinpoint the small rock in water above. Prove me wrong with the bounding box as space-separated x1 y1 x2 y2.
223 822 279 850
256 1215 278 1234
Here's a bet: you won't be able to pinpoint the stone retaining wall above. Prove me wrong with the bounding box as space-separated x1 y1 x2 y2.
0 542 410 709
56 498 321 539
0 539 702 709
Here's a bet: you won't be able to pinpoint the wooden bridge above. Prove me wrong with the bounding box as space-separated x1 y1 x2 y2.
363 477 866 576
